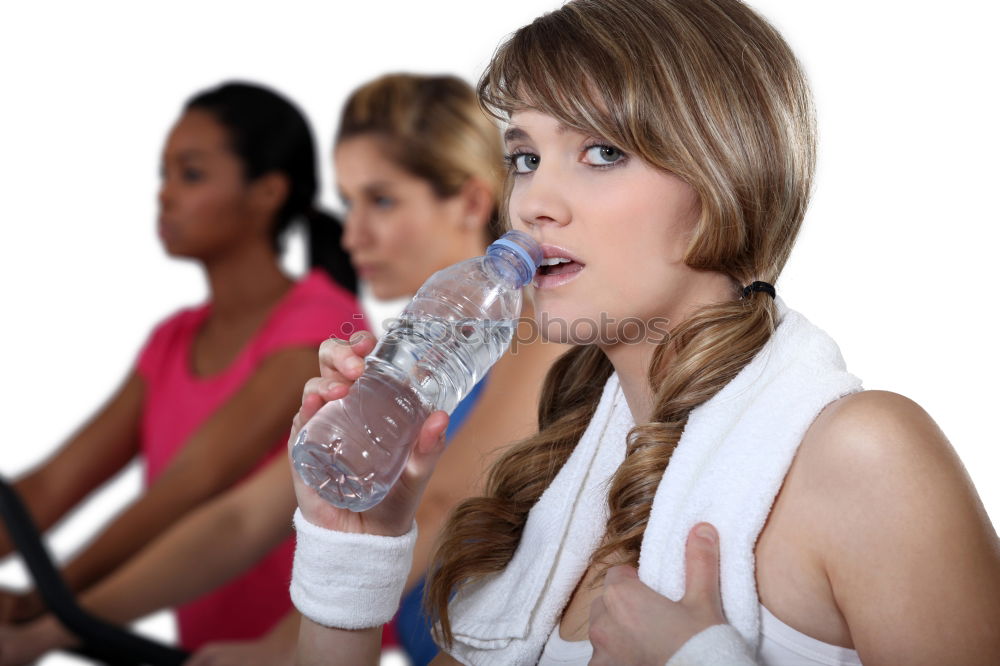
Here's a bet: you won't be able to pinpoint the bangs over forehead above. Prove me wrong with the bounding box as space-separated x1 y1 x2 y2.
478 1 663 163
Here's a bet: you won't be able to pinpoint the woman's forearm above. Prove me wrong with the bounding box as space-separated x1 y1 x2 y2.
59 349 316 594
79 502 260 623
260 609 301 662
0 472 57 559
297 617 381 666
80 458 295 623
59 467 216 594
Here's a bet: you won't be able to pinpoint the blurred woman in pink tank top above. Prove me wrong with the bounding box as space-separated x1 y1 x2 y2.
0 82 364 654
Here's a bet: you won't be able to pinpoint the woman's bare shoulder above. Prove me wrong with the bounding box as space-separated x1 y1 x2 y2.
793 389 981 532
795 389 967 481
788 390 1000 663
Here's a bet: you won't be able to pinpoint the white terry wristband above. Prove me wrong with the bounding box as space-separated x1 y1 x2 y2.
665 624 758 666
290 508 417 629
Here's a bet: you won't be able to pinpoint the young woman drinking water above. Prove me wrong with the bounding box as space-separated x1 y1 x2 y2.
287 1 1000 664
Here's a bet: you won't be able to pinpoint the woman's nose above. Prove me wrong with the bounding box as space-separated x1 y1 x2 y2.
157 180 172 211
510 166 571 230
340 207 367 252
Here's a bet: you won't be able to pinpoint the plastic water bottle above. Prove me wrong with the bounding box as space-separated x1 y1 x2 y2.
292 230 541 511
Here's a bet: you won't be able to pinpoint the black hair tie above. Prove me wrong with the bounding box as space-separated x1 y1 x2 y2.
742 281 776 299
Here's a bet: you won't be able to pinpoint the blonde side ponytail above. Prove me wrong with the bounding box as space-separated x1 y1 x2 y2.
427 345 611 644
594 289 778 568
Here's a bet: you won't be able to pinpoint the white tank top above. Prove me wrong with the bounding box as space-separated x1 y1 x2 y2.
536 603 863 665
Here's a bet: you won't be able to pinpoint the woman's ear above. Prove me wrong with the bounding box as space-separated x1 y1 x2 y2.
457 177 494 234
249 171 291 228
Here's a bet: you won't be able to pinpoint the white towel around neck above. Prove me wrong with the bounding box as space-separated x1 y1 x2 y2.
445 298 863 665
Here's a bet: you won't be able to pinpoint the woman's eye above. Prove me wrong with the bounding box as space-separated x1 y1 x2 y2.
508 152 540 174
373 195 395 209
584 145 625 166
182 168 204 183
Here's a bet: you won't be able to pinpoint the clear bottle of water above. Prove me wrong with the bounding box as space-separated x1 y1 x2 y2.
292 230 541 511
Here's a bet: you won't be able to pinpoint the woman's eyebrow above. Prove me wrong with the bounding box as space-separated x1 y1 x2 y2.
362 182 394 195
504 123 577 144
503 127 530 144
175 150 208 161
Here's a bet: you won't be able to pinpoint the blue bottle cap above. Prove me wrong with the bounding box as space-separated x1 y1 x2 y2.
488 231 542 272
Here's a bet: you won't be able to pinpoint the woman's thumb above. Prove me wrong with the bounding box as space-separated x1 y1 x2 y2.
681 522 723 610
409 411 450 472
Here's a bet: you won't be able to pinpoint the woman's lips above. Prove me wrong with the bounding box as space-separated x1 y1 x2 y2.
157 218 176 243
540 243 584 264
353 263 378 279
533 262 583 289
534 243 584 290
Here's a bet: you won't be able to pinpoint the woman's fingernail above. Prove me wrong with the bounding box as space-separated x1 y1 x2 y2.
347 357 364 373
349 331 367 345
696 525 716 544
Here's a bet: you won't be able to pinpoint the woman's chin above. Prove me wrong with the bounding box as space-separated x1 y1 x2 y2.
366 280 407 303
160 243 194 260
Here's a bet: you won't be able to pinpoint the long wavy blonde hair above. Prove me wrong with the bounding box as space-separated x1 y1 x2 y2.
426 0 816 645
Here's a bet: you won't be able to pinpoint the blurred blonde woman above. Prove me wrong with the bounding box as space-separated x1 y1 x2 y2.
0 74 565 666
288 1 1000 665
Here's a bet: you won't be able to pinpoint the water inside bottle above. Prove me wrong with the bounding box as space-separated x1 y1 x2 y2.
383 316 515 412
292 318 516 511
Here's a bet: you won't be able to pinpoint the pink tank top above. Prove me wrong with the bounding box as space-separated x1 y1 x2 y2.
136 269 366 650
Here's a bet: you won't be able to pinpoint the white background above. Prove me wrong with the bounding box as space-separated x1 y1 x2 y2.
1 1 997 663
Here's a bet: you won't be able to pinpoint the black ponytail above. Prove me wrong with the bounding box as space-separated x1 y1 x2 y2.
304 207 357 295
185 82 357 295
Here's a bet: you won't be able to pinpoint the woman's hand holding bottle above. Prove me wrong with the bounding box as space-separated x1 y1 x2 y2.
287 331 450 537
